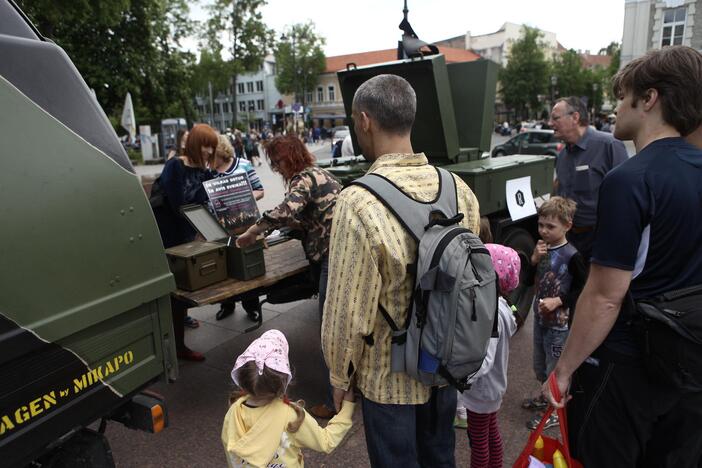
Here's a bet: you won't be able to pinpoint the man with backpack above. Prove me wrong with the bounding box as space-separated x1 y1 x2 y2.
543 46 702 467
321 74 485 467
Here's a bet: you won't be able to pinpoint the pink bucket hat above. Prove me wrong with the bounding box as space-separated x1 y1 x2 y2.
231 329 292 387
485 243 521 294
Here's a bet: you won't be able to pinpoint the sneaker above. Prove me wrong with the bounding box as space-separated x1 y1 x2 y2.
522 395 548 411
527 413 559 431
453 416 468 429
177 347 206 362
184 315 199 328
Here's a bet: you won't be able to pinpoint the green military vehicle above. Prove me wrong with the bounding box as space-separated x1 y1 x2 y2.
0 2 177 466
319 36 555 310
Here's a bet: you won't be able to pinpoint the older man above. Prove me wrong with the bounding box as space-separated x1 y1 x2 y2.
322 74 480 467
550 96 628 262
544 46 702 467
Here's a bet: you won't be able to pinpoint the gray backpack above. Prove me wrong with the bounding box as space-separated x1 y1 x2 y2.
352 168 498 391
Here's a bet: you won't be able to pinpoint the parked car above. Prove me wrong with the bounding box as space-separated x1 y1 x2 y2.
330 125 350 151
492 129 563 157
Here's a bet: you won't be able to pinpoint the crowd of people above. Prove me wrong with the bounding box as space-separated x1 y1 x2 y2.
151 45 702 468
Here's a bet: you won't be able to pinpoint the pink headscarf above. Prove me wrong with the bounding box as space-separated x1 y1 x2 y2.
485 243 521 294
231 329 292 387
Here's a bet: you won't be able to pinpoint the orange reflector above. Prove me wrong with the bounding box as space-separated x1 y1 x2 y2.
151 404 165 433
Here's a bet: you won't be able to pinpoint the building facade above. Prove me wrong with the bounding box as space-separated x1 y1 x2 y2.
195 56 292 132
436 22 563 66
622 0 702 66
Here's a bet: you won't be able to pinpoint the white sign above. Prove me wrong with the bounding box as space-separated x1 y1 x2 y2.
506 176 537 221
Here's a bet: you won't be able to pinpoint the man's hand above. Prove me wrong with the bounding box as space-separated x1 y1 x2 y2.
539 297 562 314
531 240 548 265
541 371 572 409
236 230 258 248
333 387 346 413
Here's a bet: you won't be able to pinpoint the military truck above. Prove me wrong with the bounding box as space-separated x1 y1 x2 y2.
0 2 177 466
319 53 555 310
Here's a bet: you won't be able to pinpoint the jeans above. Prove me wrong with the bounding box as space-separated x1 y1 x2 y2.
533 321 569 383
361 387 456 468
568 348 702 467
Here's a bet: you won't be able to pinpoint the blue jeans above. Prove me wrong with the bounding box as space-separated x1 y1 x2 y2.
361 387 457 468
533 321 569 383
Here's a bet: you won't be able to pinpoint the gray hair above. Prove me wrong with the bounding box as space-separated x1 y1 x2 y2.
352 74 416 135
557 96 589 126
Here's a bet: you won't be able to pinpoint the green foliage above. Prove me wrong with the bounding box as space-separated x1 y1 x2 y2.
499 26 549 120
203 0 274 123
274 22 326 105
16 0 197 129
191 49 233 95
551 49 587 98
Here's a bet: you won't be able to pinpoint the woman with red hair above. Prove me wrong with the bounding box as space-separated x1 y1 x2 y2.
237 135 342 417
151 123 218 362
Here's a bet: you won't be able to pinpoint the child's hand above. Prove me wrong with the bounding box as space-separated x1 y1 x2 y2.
531 240 548 265
538 297 562 314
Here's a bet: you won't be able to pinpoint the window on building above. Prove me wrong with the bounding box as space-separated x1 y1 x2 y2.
248 100 255 111
239 101 246 112
328 86 335 102
661 6 686 47
257 99 264 110
223 102 229 113
317 87 324 102
247 82 254 93
256 80 263 92
306 91 313 104
237 83 245 94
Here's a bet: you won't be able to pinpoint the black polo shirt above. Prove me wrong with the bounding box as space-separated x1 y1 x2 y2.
592 137 702 354
555 127 628 227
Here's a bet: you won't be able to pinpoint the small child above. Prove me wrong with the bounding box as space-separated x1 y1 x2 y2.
459 244 522 468
522 196 587 430
222 330 355 468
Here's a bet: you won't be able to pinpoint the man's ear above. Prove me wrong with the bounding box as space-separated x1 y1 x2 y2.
643 88 659 111
360 111 372 133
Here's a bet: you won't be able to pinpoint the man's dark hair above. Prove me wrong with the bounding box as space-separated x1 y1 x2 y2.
612 46 702 136
352 74 416 135
557 96 589 126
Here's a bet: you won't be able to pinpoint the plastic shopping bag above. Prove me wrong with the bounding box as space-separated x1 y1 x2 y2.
513 373 583 468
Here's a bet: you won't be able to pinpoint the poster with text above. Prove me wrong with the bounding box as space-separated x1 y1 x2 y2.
203 174 260 235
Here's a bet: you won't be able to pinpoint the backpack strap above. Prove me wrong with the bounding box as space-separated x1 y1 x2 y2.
349 167 459 243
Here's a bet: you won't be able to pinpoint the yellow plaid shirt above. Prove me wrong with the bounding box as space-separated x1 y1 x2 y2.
322 153 480 405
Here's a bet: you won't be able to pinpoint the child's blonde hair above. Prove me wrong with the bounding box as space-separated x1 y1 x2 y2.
212 134 235 166
538 196 577 225
229 361 305 432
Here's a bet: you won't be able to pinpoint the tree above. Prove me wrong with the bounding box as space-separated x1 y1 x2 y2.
204 0 273 127
274 22 326 108
16 0 198 129
499 26 549 120
551 49 587 98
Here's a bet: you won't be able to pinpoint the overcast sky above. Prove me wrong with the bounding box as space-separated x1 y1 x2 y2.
188 0 625 57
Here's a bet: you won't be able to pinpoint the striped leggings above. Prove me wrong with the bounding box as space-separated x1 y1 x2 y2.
466 410 503 468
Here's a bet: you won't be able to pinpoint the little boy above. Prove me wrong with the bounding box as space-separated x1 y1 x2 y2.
522 196 587 430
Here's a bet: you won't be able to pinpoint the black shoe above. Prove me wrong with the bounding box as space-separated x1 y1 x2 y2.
216 305 235 320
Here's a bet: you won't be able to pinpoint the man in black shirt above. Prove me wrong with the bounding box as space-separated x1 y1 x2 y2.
543 46 702 467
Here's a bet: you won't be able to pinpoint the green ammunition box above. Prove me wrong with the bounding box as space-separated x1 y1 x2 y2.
227 240 266 281
181 204 265 281
165 242 227 291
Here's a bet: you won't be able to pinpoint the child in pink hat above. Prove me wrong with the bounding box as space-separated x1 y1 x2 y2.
222 330 355 468
459 244 523 468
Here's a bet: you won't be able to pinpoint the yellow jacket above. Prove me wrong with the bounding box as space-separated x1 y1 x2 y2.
222 396 355 468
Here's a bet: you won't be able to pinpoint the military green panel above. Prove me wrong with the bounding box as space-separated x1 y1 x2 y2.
0 74 176 398
444 155 556 216
447 60 499 159
337 54 459 164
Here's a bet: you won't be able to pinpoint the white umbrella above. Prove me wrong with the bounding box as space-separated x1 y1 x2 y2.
120 92 136 144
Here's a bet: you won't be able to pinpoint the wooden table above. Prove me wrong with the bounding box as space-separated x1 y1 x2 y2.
172 239 310 309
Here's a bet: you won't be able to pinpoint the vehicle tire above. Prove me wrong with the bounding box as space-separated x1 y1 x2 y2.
498 227 536 315
494 150 506 157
